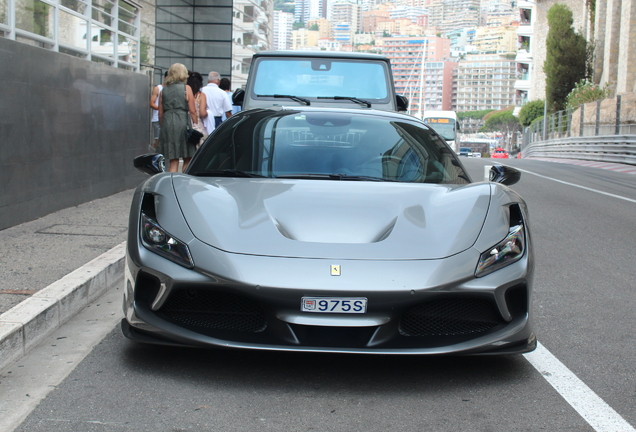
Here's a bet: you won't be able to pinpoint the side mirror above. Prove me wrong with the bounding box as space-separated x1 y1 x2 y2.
395 95 409 112
232 89 245 107
134 153 165 176
489 165 520 186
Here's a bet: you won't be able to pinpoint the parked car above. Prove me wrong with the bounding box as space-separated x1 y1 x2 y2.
123 107 535 355
232 51 408 112
492 148 509 158
473 152 482 158
458 147 473 157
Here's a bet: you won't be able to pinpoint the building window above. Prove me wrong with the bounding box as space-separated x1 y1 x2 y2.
3 0 141 71
244 5 254 22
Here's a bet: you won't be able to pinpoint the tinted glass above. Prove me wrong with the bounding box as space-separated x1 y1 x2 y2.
188 110 470 184
252 58 390 101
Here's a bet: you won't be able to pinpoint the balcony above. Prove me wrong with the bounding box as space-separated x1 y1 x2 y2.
514 78 530 92
517 24 533 38
515 50 533 63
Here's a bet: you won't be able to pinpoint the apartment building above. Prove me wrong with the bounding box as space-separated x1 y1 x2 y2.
273 10 294 51
361 6 392 33
328 0 360 42
513 0 535 114
472 25 518 53
454 53 517 112
378 36 456 115
295 0 327 22
291 28 320 49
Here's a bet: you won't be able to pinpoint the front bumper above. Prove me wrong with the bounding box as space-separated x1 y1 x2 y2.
122 237 536 355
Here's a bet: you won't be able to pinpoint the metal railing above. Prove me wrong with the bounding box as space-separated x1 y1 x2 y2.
520 95 636 165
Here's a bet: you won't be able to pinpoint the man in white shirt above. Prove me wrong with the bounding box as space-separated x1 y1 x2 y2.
200 71 232 134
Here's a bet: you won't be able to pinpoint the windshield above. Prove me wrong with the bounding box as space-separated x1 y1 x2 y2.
188 110 469 184
423 118 457 141
251 58 390 101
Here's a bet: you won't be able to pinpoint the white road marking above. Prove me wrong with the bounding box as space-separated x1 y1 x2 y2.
525 343 635 431
484 165 492 181
513 167 636 204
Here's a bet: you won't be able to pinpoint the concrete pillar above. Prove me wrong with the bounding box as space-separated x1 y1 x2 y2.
600 0 622 94
617 0 636 93
594 0 607 84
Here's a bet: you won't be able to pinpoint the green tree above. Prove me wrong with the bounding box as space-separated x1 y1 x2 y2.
457 109 494 120
543 4 588 112
518 100 545 127
309 23 319 31
293 21 305 30
274 0 294 13
480 110 520 135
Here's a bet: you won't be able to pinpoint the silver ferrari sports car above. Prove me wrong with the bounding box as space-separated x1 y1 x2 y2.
122 107 536 355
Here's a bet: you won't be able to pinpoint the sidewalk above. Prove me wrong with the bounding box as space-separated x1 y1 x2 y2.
0 190 133 370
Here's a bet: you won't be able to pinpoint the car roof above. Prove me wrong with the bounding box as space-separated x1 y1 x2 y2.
252 50 391 62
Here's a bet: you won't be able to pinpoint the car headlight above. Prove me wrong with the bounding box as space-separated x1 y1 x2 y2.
140 213 194 269
475 224 524 277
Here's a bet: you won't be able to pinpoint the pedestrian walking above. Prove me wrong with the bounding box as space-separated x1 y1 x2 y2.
201 71 232 134
157 63 198 173
187 71 208 148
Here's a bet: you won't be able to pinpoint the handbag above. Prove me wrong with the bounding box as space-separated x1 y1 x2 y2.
185 125 203 145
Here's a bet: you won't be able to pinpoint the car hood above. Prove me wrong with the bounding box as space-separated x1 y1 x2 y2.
171 176 492 260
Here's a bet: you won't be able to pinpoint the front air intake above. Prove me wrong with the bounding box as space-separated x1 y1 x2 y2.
399 298 504 337
157 289 267 333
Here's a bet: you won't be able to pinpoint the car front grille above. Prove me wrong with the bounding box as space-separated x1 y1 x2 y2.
157 289 267 333
399 298 503 337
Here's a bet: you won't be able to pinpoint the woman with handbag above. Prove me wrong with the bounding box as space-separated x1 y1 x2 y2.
187 71 208 148
157 63 198 172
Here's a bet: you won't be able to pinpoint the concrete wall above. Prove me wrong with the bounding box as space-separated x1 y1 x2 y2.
0 37 149 230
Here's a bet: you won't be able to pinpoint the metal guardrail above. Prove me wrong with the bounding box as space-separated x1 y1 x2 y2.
521 135 636 165
520 95 636 166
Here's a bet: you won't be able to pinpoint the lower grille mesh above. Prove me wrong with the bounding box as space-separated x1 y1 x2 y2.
158 289 266 333
399 298 503 337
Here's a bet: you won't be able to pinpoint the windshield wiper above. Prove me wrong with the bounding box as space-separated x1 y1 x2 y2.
317 96 372 108
275 173 396 182
256 94 311 105
193 169 266 178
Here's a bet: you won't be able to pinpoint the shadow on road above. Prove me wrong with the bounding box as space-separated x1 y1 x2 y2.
121 338 533 394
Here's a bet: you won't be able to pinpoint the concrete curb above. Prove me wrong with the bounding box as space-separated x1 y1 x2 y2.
0 242 126 371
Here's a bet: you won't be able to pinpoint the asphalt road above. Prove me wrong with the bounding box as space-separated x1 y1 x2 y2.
3 158 636 432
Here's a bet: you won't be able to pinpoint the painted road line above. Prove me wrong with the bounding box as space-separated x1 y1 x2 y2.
513 167 636 204
525 343 635 432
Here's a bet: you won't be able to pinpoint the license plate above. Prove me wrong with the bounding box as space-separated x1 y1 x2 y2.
301 297 367 313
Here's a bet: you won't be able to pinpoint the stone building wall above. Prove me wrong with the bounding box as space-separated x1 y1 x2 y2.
569 93 636 136
595 0 636 94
